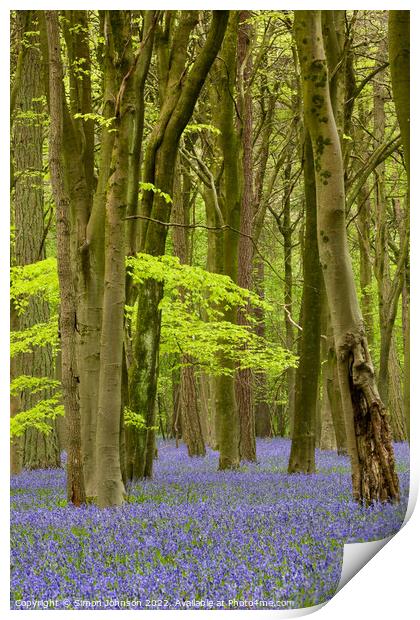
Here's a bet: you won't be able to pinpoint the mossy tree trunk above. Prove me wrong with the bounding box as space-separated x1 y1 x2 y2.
213 12 242 470
62 10 109 500
388 10 410 439
203 185 224 449
253 258 272 437
128 11 229 477
45 10 86 505
295 10 400 504
288 135 322 473
96 11 138 508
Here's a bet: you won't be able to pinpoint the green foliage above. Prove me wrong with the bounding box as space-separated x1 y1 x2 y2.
10 317 59 357
127 252 270 318
184 123 221 136
139 182 172 204
123 407 158 431
127 253 298 377
10 396 64 438
73 112 116 129
10 375 60 396
10 259 61 437
11 257 59 315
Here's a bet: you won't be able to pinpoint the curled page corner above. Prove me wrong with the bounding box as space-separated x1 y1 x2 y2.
337 535 393 593
336 479 417 596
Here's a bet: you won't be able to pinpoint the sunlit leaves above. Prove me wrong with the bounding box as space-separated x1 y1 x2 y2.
11 257 59 315
10 317 59 357
139 182 173 204
127 253 297 376
10 375 61 397
10 395 64 438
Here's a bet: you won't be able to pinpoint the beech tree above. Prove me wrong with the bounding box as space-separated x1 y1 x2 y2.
295 10 399 503
388 10 410 438
128 10 229 477
46 10 86 505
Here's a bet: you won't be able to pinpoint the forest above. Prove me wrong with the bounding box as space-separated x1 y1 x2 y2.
10 9 409 610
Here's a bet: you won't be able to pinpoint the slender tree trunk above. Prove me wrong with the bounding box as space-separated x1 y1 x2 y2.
325 313 348 455
45 10 86 505
282 162 296 435
401 269 410 438
253 257 272 437
288 135 322 473
356 104 375 348
319 307 337 452
373 45 393 407
172 159 205 457
203 187 223 449
295 10 399 504
389 10 410 439
214 12 242 469
388 337 406 442
235 10 256 462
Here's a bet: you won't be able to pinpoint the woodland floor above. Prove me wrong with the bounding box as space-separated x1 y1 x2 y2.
10 439 409 610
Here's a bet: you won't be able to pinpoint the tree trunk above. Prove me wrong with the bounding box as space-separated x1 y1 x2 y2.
45 10 86 505
172 159 205 457
319 316 337 452
288 135 322 473
128 11 229 477
214 12 242 469
96 11 135 508
253 257 272 437
11 10 60 471
282 162 296 436
295 10 400 504
388 337 407 442
235 10 256 462
325 315 348 455
203 187 224 448
389 10 410 439
388 11 410 173
356 103 375 348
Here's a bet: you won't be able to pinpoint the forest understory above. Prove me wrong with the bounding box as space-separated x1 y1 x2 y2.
11 438 409 610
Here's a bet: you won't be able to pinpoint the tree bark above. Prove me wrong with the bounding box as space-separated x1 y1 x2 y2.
253 258 272 437
96 11 137 508
295 10 400 504
213 12 242 469
235 10 256 462
45 10 86 505
389 10 410 439
172 158 205 457
288 135 322 473
128 11 229 477
11 10 60 471
388 11 410 173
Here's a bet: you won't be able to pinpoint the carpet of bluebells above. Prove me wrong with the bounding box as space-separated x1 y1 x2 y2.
10 439 409 611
